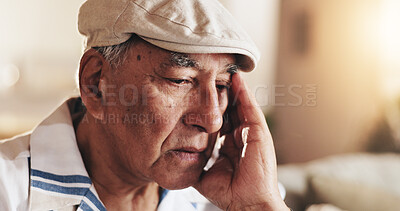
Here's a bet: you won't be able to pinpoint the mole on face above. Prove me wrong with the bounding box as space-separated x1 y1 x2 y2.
137 55 141 61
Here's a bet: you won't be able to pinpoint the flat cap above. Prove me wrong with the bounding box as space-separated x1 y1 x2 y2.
78 0 260 71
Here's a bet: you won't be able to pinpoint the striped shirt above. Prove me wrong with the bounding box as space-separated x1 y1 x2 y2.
0 99 220 211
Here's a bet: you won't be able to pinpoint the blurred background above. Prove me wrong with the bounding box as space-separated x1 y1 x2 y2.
2 0 400 210
1 0 400 163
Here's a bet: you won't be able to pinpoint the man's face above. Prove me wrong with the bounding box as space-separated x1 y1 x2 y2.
98 39 236 189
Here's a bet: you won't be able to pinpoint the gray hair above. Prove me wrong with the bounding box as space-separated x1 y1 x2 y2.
93 35 240 73
93 35 137 68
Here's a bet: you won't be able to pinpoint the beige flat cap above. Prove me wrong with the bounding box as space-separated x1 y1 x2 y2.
78 0 260 71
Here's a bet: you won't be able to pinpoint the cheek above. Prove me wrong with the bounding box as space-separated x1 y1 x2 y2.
110 80 191 153
120 85 186 142
140 82 194 119
141 85 177 108
119 85 140 106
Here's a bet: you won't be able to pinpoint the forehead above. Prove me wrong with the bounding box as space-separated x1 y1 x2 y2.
127 39 238 73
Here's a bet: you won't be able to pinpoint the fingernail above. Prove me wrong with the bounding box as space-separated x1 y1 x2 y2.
241 127 249 145
241 143 248 158
241 127 250 158
216 134 226 149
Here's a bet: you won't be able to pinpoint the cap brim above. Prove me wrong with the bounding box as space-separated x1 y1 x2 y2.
140 36 256 72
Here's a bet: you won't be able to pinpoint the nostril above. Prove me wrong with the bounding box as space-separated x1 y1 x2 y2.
193 125 206 133
182 115 211 133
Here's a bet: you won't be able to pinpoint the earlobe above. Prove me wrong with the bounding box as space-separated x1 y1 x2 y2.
79 49 109 120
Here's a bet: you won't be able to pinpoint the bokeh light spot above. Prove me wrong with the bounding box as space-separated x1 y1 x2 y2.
0 64 20 89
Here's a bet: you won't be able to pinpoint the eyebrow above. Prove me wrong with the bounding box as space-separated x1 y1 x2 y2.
170 53 198 68
169 52 239 74
226 63 239 74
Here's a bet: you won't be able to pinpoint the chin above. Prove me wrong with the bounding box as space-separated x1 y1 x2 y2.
155 169 203 190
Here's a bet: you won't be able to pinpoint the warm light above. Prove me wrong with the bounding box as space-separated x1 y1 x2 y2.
380 0 400 61
0 64 20 89
379 0 400 98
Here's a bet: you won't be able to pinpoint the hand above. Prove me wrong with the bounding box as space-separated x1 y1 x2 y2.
194 73 289 211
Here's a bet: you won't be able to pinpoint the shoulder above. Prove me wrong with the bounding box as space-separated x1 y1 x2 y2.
0 133 31 211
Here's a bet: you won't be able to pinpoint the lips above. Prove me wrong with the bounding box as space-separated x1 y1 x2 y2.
170 147 206 163
173 147 206 153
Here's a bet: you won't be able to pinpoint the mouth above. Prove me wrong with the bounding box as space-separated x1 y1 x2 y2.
169 147 206 163
174 147 206 153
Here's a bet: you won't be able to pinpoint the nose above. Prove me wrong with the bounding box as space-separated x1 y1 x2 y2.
183 82 224 133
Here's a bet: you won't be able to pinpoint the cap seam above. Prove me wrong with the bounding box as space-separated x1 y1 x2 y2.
112 2 131 39
129 1 242 42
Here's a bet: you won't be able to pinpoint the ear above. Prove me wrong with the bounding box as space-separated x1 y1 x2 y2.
79 49 110 120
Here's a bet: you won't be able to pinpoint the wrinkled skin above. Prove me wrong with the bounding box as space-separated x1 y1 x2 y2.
78 38 288 210
194 73 288 210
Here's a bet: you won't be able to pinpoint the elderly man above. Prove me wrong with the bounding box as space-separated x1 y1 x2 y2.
0 0 289 210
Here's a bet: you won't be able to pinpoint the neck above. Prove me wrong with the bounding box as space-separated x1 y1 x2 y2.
75 113 160 211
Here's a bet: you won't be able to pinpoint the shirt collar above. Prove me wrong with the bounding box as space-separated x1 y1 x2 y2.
29 98 106 211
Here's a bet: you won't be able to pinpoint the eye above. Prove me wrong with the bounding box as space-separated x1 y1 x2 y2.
216 81 231 91
216 84 228 90
170 79 187 84
167 78 192 85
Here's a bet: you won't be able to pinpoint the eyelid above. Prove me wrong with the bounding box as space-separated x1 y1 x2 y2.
166 77 194 85
163 74 231 91
216 80 232 90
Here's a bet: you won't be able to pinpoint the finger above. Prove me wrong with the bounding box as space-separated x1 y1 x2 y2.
230 73 276 168
222 111 242 149
221 82 247 149
230 73 269 133
194 154 233 206
218 134 241 168
221 91 240 136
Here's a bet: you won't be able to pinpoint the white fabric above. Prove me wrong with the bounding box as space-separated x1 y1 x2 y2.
0 99 220 211
30 104 88 176
0 135 30 211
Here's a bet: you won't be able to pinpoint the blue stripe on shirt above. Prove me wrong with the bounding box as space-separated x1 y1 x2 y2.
79 200 94 211
84 190 107 211
32 180 88 196
31 169 91 184
32 180 106 211
158 188 169 205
